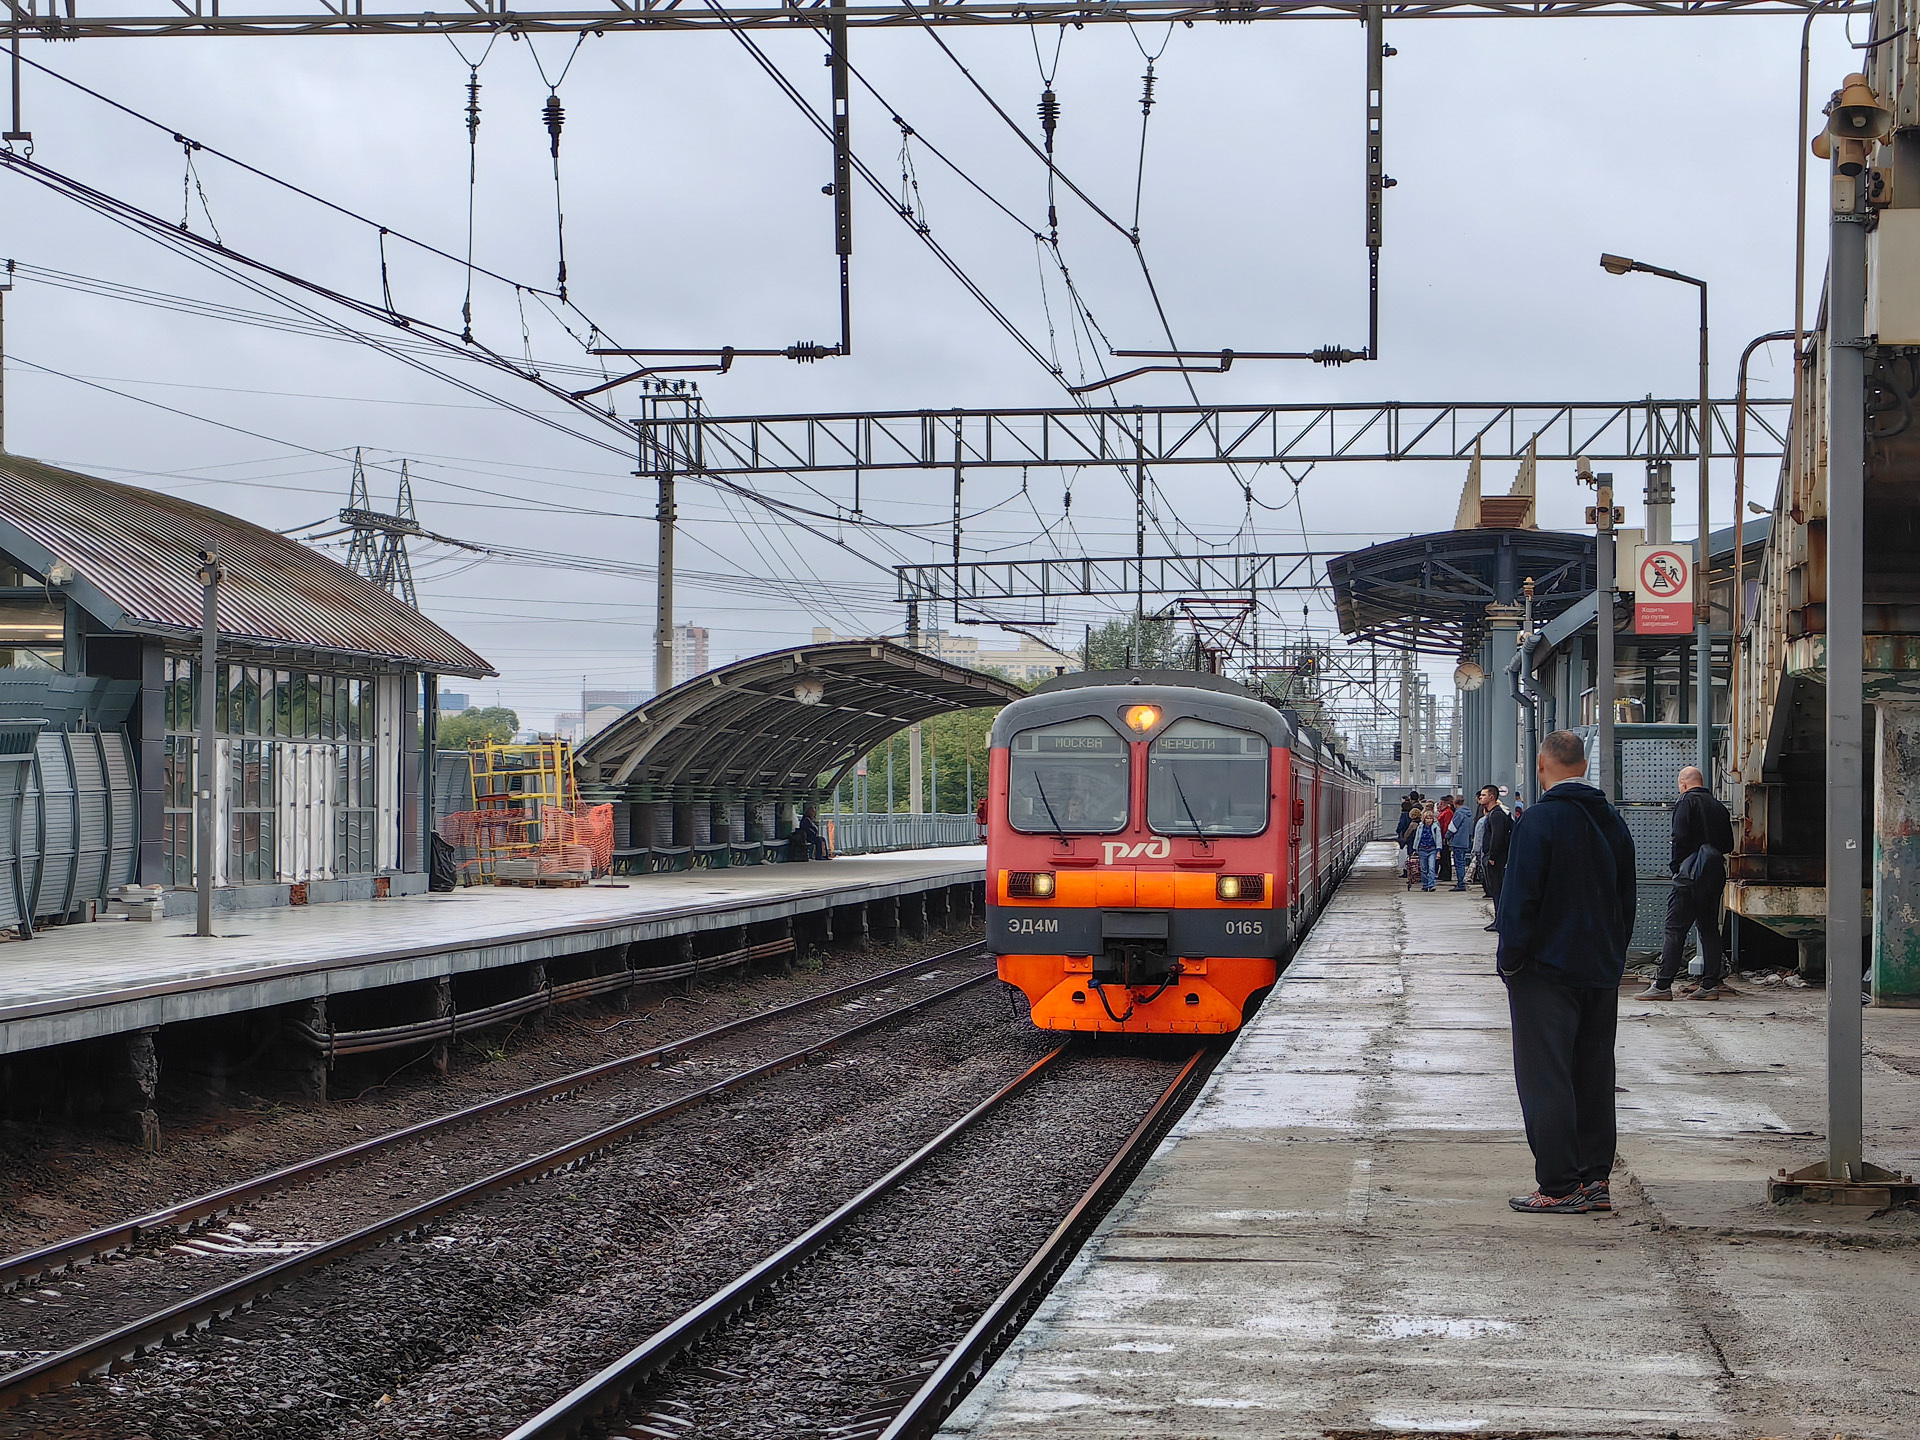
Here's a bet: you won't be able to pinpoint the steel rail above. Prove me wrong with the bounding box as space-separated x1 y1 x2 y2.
0 943 987 1299
500 1042 1077 1440
877 1045 1213 1440
0 968 996 1408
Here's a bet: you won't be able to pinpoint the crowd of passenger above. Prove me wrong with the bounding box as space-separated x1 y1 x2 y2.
1393 786 1513 911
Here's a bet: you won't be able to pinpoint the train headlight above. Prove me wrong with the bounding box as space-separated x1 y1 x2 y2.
1124 704 1160 733
1008 871 1056 899
1217 874 1264 902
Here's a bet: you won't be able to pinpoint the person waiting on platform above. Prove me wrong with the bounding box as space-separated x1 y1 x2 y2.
1638 766 1736 1002
794 805 829 861
1477 785 1514 930
1493 730 1636 1214
1414 804 1443 891
1436 795 1457 883
1447 795 1475 891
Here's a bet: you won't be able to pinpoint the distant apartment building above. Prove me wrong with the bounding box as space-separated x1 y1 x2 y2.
556 686 652 743
812 626 1075 684
439 691 471 714
671 623 710 687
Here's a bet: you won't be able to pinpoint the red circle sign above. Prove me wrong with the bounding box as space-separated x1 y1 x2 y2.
1639 549 1688 598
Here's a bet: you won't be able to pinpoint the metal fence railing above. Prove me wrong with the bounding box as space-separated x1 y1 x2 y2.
824 812 980 855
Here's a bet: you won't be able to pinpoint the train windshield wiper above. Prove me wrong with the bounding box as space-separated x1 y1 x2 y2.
1171 768 1207 838
1030 771 1068 840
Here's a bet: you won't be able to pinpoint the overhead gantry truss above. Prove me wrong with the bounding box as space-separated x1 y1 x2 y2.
0 0 1859 39
894 550 1321 606
638 397 1793 479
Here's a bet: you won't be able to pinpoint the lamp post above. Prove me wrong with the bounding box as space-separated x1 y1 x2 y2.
1600 252 1712 780
194 550 223 939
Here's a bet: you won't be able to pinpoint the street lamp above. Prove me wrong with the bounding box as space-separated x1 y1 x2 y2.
1599 251 1712 779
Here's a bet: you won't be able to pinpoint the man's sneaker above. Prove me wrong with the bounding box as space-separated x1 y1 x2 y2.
1687 984 1724 1001
1483 922 1499 932
1636 983 1675 1001
1508 1188 1590 1214
1578 1180 1612 1212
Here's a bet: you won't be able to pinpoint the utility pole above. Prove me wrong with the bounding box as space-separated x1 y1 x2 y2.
1582 459 1620 800
1824 121 1869 1179
195 550 223 939
0 260 12 452
637 384 700 697
1405 648 1420 791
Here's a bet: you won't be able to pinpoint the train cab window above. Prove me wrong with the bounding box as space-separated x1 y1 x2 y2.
1007 717 1130 835
1147 719 1269 837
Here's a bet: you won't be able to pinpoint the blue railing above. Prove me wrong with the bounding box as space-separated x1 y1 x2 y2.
825 812 980 854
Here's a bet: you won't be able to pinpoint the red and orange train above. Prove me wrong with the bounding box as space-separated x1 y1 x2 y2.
986 670 1374 1034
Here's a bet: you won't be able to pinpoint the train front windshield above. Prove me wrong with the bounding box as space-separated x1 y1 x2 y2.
1007 717 1130 834
1147 719 1269 836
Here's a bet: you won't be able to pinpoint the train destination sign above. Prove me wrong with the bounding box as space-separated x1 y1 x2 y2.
1633 542 1693 635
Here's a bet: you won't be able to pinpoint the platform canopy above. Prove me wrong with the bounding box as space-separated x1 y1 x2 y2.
1327 529 1597 660
577 640 1027 802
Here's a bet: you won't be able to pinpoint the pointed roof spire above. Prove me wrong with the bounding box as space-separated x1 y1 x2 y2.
1453 439 1483 530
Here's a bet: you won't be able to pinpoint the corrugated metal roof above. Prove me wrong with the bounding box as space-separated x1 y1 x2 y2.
0 454 494 677
577 641 1024 801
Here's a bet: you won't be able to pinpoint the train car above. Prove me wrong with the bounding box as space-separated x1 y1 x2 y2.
986 670 1373 1035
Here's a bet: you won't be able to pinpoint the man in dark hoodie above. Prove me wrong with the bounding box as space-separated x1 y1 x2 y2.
1494 730 1637 1215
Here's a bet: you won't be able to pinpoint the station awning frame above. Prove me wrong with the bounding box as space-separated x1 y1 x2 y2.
577 641 1026 803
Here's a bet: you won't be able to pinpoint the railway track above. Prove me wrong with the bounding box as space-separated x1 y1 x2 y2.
0 948 996 1410
502 1044 1213 1440
0 941 987 1296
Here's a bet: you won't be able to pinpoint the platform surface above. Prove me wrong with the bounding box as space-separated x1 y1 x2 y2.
0 847 984 1056
945 842 1920 1440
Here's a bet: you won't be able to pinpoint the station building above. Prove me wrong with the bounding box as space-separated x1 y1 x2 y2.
0 454 493 927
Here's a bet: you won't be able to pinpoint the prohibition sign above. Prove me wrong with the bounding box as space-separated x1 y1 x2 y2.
1639 549 1688 598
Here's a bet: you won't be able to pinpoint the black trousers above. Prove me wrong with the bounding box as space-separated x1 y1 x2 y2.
1505 968 1618 1198
1438 845 1453 881
1482 859 1504 903
1657 876 1725 988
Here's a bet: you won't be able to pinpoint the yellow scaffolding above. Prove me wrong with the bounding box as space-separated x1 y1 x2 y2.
468 737 579 883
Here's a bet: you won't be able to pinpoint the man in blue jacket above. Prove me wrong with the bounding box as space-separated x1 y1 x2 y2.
1494 730 1637 1215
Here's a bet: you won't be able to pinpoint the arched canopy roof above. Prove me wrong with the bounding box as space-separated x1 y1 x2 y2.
1326 528 1596 661
577 640 1026 802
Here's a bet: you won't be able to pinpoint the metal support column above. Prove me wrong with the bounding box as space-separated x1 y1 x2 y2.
194 550 222 938
1695 282 1714 779
654 470 675 696
1872 700 1920 1006
1825 163 1868 1177
1488 610 1521 799
1405 652 1420 791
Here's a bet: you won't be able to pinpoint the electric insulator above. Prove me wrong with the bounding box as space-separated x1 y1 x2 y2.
543 93 565 158
785 341 835 363
466 73 482 140
1140 67 1157 117
1037 88 1060 151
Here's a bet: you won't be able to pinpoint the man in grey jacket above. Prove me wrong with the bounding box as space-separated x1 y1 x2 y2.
1447 797 1475 891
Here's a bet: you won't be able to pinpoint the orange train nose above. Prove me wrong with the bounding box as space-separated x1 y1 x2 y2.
997 954 1276 1034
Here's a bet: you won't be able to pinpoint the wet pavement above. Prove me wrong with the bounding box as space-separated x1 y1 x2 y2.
941 842 1920 1439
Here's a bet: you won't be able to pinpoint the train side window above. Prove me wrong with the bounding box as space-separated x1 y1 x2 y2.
1007 717 1130 835
1147 719 1269 837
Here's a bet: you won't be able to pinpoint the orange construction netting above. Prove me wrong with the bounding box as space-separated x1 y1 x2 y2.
436 802 613 878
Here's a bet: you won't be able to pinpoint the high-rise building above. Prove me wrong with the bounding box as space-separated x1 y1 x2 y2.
671 623 710 687
439 691 471 715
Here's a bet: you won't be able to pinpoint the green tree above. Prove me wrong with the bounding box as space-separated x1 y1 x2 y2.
439 705 520 749
1081 616 1191 672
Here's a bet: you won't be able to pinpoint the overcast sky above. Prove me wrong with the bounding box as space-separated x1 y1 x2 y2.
0 9 1863 731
